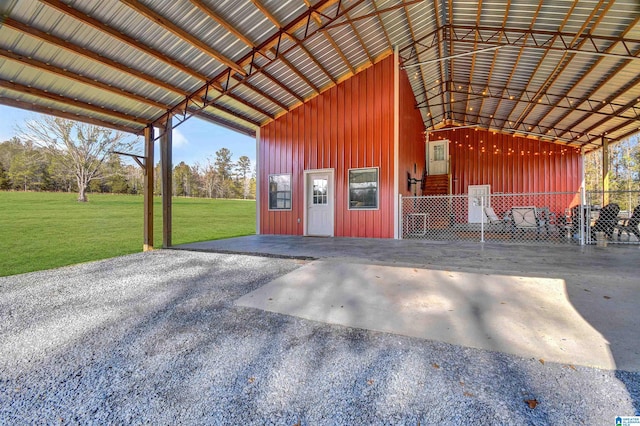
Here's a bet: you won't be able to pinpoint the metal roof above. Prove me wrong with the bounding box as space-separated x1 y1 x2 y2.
0 0 638 149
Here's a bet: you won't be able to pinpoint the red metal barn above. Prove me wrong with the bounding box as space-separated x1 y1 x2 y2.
258 52 583 239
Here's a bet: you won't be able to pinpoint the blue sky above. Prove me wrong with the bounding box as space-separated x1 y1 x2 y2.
0 105 257 169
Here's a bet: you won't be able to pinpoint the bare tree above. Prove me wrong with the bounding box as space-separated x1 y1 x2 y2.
20 116 133 202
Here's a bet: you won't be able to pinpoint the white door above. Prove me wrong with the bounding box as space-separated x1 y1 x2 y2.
468 184 491 223
306 171 334 236
428 140 449 175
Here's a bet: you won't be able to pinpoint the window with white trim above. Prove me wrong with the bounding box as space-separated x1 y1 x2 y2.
348 168 378 209
268 174 291 210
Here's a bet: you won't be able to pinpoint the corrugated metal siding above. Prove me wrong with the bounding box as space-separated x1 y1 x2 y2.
398 66 426 196
431 128 582 195
259 55 396 238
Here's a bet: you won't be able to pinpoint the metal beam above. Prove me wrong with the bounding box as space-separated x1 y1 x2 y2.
0 97 142 135
152 0 354 129
143 125 154 252
120 0 246 76
0 48 168 111
405 25 640 61
0 79 149 125
189 0 256 50
541 14 640 134
419 82 640 121
2 17 190 96
38 0 210 82
508 1 608 132
160 117 173 248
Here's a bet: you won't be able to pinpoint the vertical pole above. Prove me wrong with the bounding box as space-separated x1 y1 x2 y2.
255 127 261 235
160 117 173 248
399 194 403 239
143 125 154 252
602 135 609 206
393 45 400 239
580 146 586 246
480 195 485 242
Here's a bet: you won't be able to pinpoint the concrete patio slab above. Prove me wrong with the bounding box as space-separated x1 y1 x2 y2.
236 260 618 370
180 235 640 372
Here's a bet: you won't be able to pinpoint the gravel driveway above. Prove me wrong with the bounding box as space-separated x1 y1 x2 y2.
0 250 638 424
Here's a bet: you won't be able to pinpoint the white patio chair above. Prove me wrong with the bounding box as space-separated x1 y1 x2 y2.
510 206 547 238
484 207 509 232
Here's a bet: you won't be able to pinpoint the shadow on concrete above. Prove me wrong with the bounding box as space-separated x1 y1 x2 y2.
177 235 640 415
1 246 638 422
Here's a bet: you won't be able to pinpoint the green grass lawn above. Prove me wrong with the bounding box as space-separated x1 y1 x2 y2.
0 192 256 277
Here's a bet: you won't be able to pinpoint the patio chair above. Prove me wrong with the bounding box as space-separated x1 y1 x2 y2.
614 205 640 242
590 203 620 241
484 207 509 233
510 206 546 238
537 206 556 234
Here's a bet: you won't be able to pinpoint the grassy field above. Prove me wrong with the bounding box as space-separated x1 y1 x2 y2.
0 192 256 277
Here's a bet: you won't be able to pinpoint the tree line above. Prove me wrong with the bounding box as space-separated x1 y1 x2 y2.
584 134 640 192
0 116 255 201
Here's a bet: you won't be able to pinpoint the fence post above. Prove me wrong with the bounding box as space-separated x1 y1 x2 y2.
480 195 485 243
399 194 403 240
580 191 586 246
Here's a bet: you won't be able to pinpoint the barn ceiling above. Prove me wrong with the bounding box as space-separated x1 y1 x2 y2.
0 0 639 149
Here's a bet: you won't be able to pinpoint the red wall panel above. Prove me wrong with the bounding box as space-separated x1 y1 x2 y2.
398 66 427 197
259 54 397 238
431 128 582 195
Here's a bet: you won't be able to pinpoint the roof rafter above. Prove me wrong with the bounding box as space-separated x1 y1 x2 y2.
540 14 640 133
251 64 305 104
559 78 640 140
41 0 287 125
189 0 257 52
3 17 270 129
303 0 355 76
462 0 483 124
339 2 374 64
250 0 280 28
251 1 338 86
401 3 431 128
289 35 337 85
0 79 148 125
323 0 426 32
406 25 640 61
431 112 587 143
468 0 510 126
3 17 190 96
431 0 447 125
277 55 321 94
371 0 393 52
0 48 167 111
120 0 246 76
186 0 301 111
0 97 141 134
446 0 454 122
420 80 640 120
508 0 609 131
37 0 210 82
152 0 366 130
490 0 545 131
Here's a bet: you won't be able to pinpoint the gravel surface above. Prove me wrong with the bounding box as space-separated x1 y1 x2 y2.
0 250 638 424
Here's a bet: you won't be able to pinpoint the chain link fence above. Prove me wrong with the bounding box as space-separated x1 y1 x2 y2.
401 190 640 246
584 190 640 245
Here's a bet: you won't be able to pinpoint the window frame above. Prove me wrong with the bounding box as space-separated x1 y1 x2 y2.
268 173 292 211
347 167 379 211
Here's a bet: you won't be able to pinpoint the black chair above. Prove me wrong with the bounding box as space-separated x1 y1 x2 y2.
614 205 640 242
591 203 620 241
